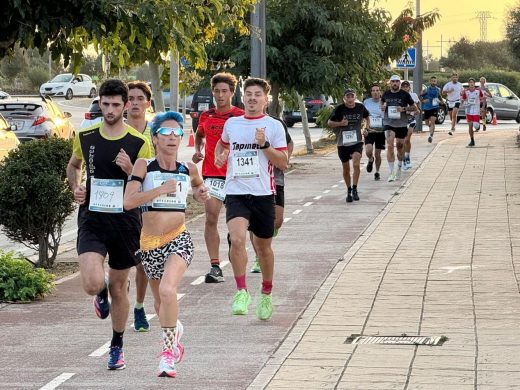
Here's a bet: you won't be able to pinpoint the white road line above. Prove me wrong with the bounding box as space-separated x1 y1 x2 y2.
39 373 76 390
323 190 331 194
313 195 322 200
177 293 185 300
292 209 302 215
191 276 205 285
303 202 313 207
221 260 230 267
338 180 344 183
283 217 292 223
89 341 110 357
331 184 338 188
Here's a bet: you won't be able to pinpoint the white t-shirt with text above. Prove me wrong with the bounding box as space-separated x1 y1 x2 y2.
442 81 463 102
221 115 287 196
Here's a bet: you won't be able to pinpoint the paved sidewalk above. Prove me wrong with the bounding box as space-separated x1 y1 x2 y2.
250 130 520 389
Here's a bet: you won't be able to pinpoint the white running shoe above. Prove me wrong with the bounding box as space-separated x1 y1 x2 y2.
395 169 402 180
388 172 396 182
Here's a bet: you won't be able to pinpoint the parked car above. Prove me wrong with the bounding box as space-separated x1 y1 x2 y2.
40 73 97 100
0 113 19 160
161 89 193 113
81 97 156 128
0 95 74 141
190 86 243 131
282 96 334 127
0 91 10 100
456 82 520 123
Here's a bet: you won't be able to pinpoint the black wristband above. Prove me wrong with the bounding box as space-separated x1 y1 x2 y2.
259 141 270 149
129 175 144 183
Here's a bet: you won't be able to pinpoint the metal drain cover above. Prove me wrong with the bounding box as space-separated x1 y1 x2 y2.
345 335 446 345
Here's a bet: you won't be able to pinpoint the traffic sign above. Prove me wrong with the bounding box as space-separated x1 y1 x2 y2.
396 48 416 69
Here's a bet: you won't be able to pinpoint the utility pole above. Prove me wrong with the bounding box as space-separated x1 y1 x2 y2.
474 11 492 41
413 0 423 132
250 0 266 78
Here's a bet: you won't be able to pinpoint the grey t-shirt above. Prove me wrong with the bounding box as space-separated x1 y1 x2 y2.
382 89 415 128
329 103 370 147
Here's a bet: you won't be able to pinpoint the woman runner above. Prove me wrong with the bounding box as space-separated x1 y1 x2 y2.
124 111 209 377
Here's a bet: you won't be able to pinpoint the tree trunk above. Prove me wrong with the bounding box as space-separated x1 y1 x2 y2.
37 230 60 269
268 81 281 117
169 50 179 112
150 62 165 112
37 234 48 269
297 93 314 154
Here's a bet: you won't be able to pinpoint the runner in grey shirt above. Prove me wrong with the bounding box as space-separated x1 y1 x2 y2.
362 84 385 181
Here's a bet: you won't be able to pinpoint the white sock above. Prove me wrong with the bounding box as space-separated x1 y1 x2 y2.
388 161 394 173
404 152 409 159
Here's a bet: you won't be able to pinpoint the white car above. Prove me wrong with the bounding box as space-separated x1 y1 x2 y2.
40 73 97 100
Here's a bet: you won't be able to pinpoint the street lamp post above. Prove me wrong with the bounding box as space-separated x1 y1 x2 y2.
413 0 423 132
251 0 266 78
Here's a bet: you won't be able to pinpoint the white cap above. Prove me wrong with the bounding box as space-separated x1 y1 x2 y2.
390 75 401 81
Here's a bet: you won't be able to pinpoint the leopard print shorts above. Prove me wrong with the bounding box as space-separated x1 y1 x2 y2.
136 231 194 279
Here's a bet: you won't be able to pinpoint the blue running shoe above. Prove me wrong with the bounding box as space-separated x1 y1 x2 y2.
134 307 150 332
107 346 125 370
93 293 110 320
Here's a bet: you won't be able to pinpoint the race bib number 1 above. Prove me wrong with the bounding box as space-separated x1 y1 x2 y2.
204 178 225 201
388 106 401 119
468 97 476 105
232 150 260 178
432 98 439 106
151 173 189 209
89 178 124 213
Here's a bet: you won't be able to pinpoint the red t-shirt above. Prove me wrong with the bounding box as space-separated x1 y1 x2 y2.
197 106 245 177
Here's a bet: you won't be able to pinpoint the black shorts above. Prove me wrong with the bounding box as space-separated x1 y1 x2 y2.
384 126 408 139
408 120 417 130
225 194 275 239
448 102 460 111
364 132 385 150
202 175 226 181
337 143 363 163
275 185 284 207
77 207 141 270
423 109 439 120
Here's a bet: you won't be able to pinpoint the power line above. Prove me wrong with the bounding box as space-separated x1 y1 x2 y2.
473 11 494 41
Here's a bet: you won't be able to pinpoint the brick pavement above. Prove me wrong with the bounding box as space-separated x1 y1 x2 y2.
250 130 520 390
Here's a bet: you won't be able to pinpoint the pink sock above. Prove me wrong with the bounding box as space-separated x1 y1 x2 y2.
261 280 273 295
234 274 247 290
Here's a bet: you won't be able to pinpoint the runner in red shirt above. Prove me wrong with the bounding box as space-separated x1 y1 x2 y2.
192 73 244 283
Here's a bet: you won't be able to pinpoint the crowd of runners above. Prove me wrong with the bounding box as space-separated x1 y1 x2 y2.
66 71 490 378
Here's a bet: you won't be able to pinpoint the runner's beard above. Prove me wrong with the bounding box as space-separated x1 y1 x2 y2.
104 113 123 125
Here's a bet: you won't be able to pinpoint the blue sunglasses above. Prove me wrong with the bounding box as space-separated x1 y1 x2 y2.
156 127 184 136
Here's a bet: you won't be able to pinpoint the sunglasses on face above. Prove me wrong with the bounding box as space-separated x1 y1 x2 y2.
156 127 184 137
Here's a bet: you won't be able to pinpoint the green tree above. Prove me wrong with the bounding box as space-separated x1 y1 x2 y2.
507 3 520 61
0 139 75 268
440 38 518 71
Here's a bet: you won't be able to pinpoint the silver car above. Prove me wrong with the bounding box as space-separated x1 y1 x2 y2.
457 82 520 123
0 96 74 141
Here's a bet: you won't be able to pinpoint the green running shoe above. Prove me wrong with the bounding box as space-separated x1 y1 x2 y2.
232 289 251 315
250 257 261 273
256 293 273 320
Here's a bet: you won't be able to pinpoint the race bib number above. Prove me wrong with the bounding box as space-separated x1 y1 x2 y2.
151 172 189 209
370 116 382 128
89 178 124 213
468 97 476 105
204 178 225 201
342 130 359 146
232 151 260 178
388 106 401 119
432 98 439 107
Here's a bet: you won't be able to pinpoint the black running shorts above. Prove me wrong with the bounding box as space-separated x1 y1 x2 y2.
364 132 386 150
275 185 285 208
225 194 276 239
384 126 408 140
337 143 363 163
76 207 141 270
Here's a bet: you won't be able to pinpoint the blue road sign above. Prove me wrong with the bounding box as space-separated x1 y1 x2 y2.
396 48 416 69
